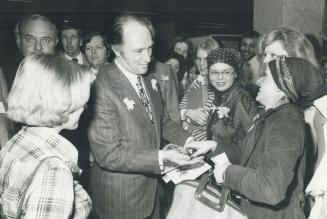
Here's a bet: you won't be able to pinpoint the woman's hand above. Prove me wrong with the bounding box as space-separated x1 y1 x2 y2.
185 140 217 158
185 108 209 125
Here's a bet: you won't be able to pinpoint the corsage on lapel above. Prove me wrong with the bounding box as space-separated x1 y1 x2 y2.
151 79 158 92
211 106 230 119
160 74 169 84
123 98 136 111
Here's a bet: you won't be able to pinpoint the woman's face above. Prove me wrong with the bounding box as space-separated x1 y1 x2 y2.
174 42 188 59
196 49 208 76
263 40 288 63
256 65 284 109
166 58 180 75
85 35 108 70
209 63 236 92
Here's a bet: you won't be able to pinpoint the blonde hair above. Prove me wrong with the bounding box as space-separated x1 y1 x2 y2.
257 26 319 68
7 54 93 127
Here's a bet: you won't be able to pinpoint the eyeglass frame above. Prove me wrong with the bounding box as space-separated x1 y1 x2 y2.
208 69 235 78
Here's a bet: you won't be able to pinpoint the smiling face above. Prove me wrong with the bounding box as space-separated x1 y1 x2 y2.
114 21 153 75
195 48 209 76
208 62 236 92
256 65 285 109
240 37 257 61
85 35 108 70
263 40 288 63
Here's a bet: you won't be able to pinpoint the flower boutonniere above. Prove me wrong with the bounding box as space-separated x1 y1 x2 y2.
123 98 136 111
211 106 230 119
151 79 158 92
160 74 169 84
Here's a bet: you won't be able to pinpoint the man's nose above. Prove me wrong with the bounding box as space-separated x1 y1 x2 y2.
34 39 42 51
143 50 151 62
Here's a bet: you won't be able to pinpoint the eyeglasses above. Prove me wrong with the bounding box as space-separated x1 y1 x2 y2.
22 35 55 46
209 69 235 77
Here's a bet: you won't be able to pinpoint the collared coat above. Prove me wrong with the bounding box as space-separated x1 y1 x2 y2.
224 103 307 219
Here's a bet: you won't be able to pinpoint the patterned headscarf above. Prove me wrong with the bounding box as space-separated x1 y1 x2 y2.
206 48 242 74
268 56 326 108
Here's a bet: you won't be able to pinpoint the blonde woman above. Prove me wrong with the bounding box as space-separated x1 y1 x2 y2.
0 54 93 219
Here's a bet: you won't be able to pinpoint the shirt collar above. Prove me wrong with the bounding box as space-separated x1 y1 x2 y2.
24 127 79 172
65 52 83 64
115 59 140 93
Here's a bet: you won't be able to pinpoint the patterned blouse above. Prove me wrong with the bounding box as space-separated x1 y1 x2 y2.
0 127 92 219
207 83 258 163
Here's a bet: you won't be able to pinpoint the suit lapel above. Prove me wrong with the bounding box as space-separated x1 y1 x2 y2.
109 63 157 141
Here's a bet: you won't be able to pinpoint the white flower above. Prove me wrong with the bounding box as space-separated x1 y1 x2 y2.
151 79 158 91
160 74 169 83
123 98 136 111
216 106 230 119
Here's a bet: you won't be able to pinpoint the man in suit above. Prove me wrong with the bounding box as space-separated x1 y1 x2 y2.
59 20 89 65
88 14 216 219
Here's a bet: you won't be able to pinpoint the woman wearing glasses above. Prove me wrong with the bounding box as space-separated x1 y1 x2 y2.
206 48 258 164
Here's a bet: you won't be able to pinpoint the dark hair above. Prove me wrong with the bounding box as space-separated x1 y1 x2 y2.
60 20 82 38
169 36 194 69
238 30 260 50
111 14 155 46
166 51 186 82
82 32 109 53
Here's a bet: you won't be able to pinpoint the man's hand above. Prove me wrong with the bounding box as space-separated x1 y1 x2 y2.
185 108 209 126
185 140 217 158
161 149 204 168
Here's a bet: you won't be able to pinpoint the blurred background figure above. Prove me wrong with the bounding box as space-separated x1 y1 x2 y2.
258 26 319 68
179 37 220 141
238 30 261 99
82 32 111 75
59 20 89 65
206 48 258 162
0 54 93 219
169 36 195 90
165 51 186 100
239 30 260 62
0 66 14 149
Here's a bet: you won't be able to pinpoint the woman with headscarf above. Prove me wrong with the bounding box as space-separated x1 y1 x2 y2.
205 48 258 156
187 56 326 219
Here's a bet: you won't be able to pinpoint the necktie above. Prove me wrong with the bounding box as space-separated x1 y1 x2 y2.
72 58 78 63
136 76 153 121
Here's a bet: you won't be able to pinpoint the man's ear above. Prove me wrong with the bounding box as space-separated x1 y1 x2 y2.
111 45 122 57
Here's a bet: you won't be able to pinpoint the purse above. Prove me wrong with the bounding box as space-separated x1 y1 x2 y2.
166 172 247 219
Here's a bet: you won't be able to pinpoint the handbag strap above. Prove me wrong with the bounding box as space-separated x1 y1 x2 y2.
195 172 230 212
15 156 60 219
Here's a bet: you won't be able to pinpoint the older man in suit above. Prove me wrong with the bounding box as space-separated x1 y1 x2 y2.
88 15 216 219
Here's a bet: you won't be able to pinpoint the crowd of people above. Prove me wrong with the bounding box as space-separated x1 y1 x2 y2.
0 12 326 219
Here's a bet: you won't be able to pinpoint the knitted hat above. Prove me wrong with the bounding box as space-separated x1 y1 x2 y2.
206 48 242 74
268 56 326 108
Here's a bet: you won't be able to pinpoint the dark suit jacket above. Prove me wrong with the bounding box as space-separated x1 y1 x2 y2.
88 61 189 219
149 61 181 124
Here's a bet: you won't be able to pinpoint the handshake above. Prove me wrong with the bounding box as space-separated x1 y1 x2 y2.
161 139 217 169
